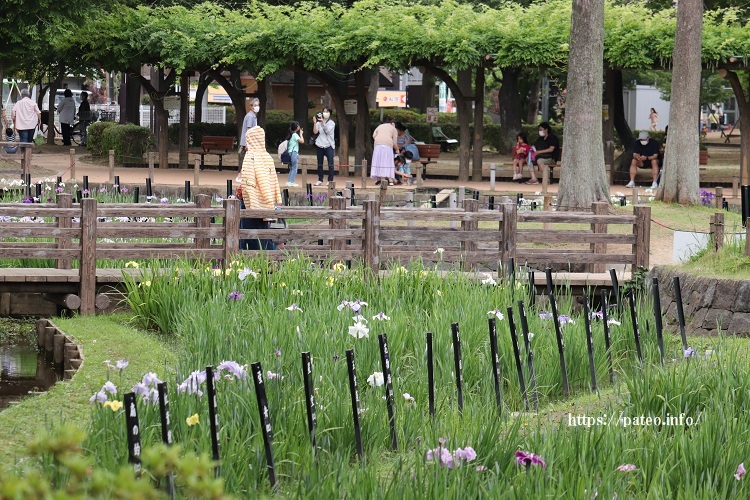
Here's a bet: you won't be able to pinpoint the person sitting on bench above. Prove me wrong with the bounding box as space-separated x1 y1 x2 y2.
526 122 559 185
626 131 659 189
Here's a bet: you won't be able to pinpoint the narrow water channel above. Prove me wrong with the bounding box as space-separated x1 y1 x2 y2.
0 319 60 411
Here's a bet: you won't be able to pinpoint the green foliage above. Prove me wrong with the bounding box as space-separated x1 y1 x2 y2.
100 124 155 164
87 122 117 156
0 425 228 498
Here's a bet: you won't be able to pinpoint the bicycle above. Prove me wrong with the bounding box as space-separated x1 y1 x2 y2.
39 110 93 146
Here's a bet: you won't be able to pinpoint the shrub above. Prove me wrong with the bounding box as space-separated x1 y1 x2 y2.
100 124 154 164
86 122 116 156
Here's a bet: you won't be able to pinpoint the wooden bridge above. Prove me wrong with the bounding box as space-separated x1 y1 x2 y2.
0 194 650 315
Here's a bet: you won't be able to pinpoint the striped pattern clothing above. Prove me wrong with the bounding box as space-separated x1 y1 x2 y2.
240 126 282 213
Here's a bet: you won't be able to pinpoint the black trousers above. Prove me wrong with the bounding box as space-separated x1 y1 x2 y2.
61 122 72 145
239 199 273 250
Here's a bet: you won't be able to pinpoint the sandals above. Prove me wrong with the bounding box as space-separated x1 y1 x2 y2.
525 179 539 185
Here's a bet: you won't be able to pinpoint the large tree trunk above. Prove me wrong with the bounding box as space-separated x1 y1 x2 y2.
421 72 436 112
257 78 267 130
178 72 189 168
293 70 309 125
194 72 212 124
125 67 141 125
354 70 373 167
603 68 616 173
367 70 379 108
557 0 609 210
471 65 485 181
498 67 522 155
210 68 247 139
139 70 176 170
718 68 750 188
457 69 473 182
264 78 274 111
657 0 702 204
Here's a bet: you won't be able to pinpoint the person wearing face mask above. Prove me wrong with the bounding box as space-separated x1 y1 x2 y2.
239 98 261 170
627 131 660 189
313 106 336 186
527 122 559 185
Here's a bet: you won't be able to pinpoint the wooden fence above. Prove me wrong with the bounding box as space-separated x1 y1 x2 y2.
0 194 650 314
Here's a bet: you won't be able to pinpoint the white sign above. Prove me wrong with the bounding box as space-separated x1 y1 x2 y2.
426 107 438 124
344 99 357 115
673 231 709 262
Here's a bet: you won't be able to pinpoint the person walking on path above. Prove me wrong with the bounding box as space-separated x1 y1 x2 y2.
11 88 41 144
237 126 282 250
649 108 658 131
313 106 336 186
239 98 260 170
371 120 398 186
57 89 76 146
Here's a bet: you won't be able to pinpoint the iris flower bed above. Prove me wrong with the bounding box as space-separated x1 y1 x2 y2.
70 258 750 497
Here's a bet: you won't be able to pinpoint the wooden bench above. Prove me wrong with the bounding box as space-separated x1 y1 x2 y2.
416 143 441 181
189 136 235 171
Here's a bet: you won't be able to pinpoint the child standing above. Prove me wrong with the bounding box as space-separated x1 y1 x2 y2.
286 121 304 187
512 133 530 181
4 128 18 154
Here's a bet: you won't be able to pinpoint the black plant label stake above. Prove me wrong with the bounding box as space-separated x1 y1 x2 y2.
301 352 318 455
451 323 464 413
205 366 221 478
627 292 643 364
157 382 176 499
251 362 277 488
124 392 142 473
517 300 538 410
673 276 688 351
545 267 553 296
506 307 528 410
609 268 621 314
426 332 435 418
600 290 615 384
549 292 570 396
487 318 503 415
527 270 536 308
652 277 665 364
378 334 398 450
582 296 598 393
346 349 364 460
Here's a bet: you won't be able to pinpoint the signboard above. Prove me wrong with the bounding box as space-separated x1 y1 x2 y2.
426 107 438 124
344 99 358 115
163 96 180 110
376 91 406 108
438 82 447 112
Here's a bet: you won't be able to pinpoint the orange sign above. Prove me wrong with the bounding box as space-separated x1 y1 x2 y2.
376 91 406 108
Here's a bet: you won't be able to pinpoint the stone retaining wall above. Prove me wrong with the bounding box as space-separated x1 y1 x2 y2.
648 266 750 336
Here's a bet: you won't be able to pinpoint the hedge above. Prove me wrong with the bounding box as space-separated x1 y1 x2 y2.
87 122 117 156
99 124 154 164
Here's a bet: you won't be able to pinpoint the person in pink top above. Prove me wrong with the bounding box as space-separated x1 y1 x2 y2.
12 89 41 144
370 119 398 186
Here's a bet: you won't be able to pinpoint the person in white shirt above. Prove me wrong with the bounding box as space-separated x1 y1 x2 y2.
57 89 76 146
238 98 260 171
11 88 41 144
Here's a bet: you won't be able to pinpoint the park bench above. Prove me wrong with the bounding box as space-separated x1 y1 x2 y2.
432 126 458 151
189 135 235 171
416 143 441 180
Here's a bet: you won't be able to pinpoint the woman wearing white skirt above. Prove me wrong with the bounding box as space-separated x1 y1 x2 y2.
370 121 399 185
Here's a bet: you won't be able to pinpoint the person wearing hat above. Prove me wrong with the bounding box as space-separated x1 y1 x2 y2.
627 131 660 189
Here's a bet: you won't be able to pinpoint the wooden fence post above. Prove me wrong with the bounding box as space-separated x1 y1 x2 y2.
361 159 368 190
329 196 346 254
379 182 388 206
195 194 211 250
715 187 723 209
328 181 337 200
461 199 479 260
56 194 73 270
591 202 608 273
632 206 651 268
449 192 457 228
710 212 724 251
194 157 201 187
69 149 75 182
362 200 380 274
79 198 97 315
108 150 115 183
500 202 517 275
223 198 240 263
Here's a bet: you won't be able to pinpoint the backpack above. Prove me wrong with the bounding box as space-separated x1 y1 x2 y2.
278 140 291 164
